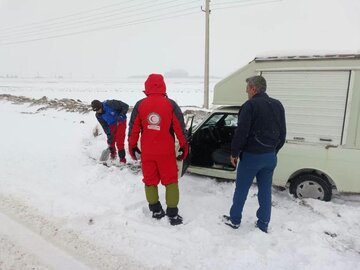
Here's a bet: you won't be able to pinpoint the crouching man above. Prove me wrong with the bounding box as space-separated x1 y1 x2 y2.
91 99 129 164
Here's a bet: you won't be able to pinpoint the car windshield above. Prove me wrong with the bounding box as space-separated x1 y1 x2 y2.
203 113 238 127
205 114 223 126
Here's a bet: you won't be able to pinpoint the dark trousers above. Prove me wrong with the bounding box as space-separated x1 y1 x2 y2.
229 152 277 228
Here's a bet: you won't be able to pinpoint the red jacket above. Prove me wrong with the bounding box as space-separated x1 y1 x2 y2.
128 74 187 157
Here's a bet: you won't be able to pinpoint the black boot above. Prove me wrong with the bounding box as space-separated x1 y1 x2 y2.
222 215 240 229
166 207 183 226
149 202 165 220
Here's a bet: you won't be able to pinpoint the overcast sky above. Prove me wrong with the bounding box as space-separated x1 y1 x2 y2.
0 0 359 79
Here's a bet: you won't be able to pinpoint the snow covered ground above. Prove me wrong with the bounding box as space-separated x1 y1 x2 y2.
0 79 360 269
0 77 214 108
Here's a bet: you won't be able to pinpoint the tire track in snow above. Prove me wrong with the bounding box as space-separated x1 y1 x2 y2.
0 211 90 270
0 234 50 270
0 194 149 270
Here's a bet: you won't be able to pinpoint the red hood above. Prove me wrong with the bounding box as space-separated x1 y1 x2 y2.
144 74 166 95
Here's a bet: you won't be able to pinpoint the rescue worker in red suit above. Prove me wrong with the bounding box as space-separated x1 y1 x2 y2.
128 74 188 225
91 99 129 164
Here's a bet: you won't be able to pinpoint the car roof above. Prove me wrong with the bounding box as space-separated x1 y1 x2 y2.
213 105 241 113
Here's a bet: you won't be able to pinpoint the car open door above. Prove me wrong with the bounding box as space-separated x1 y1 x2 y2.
176 114 194 178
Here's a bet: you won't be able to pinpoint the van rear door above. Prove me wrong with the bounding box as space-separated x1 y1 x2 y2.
261 70 351 146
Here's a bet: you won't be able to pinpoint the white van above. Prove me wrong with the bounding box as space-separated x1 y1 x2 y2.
182 53 360 201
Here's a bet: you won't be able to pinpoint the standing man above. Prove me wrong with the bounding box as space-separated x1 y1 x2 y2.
91 99 129 164
223 75 286 233
128 74 188 226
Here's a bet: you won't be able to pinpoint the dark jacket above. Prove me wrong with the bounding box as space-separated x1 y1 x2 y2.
96 99 129 144
231 92 286 157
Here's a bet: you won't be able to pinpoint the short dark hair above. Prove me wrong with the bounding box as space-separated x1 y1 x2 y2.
246 76 267 93
91 100 102 111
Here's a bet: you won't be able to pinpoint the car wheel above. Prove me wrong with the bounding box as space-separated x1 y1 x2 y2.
290 173 332 201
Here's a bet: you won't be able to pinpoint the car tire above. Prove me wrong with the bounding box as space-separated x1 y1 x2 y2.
289 173 332 201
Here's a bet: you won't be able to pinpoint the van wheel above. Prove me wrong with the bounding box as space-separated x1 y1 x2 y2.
289 174 332 201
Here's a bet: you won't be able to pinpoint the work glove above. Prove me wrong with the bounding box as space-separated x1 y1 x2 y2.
129 145 141 160
177 144 189 161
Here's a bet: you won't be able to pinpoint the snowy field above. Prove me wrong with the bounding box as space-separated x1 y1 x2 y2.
0 79 360 270
0 77 214 108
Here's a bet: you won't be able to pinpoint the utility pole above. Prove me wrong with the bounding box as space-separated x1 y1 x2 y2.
203 0 210 109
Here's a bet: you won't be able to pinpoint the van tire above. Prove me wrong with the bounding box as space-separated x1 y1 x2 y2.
289 174 332 201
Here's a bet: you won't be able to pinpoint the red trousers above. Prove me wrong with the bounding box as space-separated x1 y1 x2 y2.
141 154 178 186
109 121 126 158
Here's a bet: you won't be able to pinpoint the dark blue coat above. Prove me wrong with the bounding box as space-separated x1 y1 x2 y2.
231 92 286 157
96 100 129 144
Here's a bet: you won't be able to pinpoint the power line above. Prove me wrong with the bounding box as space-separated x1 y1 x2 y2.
0 5 200 44
0 0 141 32
212 0 282 10
0 9 200 46
0 0 199 38
0 0 282 46
212 0 266 5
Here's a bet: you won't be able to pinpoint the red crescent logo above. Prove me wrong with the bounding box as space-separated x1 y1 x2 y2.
147 113 161 125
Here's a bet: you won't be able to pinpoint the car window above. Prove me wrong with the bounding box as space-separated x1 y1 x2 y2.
223 114 238 127
205 114 223 126
203 113 238 127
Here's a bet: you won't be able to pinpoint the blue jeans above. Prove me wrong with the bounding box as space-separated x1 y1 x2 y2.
229 152 277 229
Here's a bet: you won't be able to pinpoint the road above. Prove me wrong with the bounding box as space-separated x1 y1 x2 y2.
0 211 90 270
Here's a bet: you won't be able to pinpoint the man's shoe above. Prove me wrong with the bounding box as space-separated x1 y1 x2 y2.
222 215 240 229
255 221 268 233
166 207 182 225
120 157 126 164
168 214 183 226
149 202 165 220
152 209 165 220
